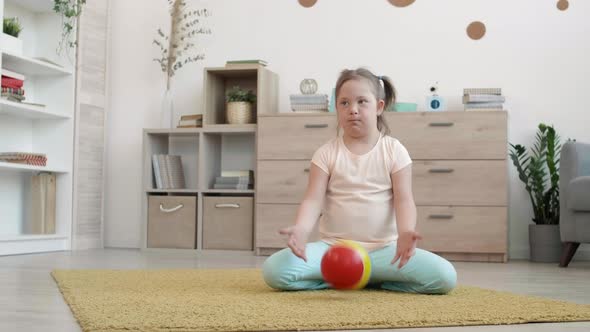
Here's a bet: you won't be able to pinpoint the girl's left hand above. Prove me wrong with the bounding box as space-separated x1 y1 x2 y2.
391 230 422 269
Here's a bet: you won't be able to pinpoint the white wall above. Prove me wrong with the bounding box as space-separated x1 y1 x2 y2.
106 0 590 259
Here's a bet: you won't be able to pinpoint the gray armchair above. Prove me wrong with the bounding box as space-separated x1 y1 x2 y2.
559 141 590 267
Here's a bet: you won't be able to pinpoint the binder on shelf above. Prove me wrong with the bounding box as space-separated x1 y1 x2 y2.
29 172 56 234
152 154 186 189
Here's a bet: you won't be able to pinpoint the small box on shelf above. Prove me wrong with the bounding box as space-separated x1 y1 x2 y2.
147 195 197 249
202 196 253 250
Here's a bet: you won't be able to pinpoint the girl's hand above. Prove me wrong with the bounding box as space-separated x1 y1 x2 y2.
279 225 310 262
391 230 422 269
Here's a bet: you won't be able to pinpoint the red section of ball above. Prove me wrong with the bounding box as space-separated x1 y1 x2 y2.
320 245 365 289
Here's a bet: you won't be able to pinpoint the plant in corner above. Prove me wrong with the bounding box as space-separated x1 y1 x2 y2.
153 0 212 128
509 123 563 262
53 0 86 58
226 86 256 125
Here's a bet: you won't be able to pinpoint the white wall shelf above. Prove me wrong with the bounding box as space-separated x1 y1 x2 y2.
0 161 69 173
0 0 76 256
2 52 72 76
0 99 71 119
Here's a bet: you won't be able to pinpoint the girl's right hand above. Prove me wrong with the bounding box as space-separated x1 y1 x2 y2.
279 225 310 262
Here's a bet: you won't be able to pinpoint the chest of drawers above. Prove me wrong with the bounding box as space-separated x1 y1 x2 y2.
255 111 508 262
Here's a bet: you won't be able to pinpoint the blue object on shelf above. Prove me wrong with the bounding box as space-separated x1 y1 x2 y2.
328 88 336 112
387 102 417 112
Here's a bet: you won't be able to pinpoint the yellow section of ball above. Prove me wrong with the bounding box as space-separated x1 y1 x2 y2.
336 240 372 289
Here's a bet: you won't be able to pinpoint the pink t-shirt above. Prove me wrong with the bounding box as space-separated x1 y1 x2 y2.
311 134 412 251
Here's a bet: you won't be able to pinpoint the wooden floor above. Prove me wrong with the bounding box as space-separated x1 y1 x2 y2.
0 249 588 332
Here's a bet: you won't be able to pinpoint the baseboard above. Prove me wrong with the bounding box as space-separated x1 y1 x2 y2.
509 243 590 261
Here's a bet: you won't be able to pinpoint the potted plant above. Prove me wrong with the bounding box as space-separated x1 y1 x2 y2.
509 123 562 262
226 86 256 124
2 17 23 55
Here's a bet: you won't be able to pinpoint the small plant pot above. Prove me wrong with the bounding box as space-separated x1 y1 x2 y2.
226 101 255 124
1 33 23 55
529 224 563 263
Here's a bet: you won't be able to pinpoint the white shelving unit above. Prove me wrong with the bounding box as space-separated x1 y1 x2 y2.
0 0 76 255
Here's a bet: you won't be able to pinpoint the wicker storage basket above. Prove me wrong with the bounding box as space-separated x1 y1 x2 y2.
226 101 255 124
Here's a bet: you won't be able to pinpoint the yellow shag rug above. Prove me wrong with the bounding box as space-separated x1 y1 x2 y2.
51 268 590 332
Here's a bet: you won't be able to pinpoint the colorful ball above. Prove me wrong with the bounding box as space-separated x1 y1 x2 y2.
320 240 371 290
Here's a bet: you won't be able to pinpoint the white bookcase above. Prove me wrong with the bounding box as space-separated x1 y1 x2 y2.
0 0 76 255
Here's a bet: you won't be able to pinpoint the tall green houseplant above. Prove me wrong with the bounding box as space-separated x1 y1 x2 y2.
509 123 561 225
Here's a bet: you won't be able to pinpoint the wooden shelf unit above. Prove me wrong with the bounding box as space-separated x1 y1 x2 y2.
141 65 278 251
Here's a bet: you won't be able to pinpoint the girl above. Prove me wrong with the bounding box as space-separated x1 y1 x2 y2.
262 68 457 294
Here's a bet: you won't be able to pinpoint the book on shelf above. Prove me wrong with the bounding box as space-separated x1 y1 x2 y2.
0 152 47 166
290 93 329 112
463 88 502 95
225 59 267 68
462 94 505 103
28 172 56 235
221 169 254 178
213 170 254 190
152 154 186 189
463 87 504 112
1 68 25 81
177 114 202 128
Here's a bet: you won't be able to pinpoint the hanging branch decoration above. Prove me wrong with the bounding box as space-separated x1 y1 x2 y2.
53 0 86 57
153 0 212 90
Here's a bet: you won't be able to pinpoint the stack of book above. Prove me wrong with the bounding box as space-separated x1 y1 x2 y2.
177 114 202 128
463 88 505 111
0 152 47 166
225 59 267 69
213 170 254 190
152 154 186 189
290 94 329 112
1 69 25 102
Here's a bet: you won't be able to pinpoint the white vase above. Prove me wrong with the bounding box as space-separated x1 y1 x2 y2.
1 33 23 55
160 89 174 129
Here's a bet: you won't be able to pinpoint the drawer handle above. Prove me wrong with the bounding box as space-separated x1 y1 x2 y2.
429 168 454 173
304 168 310 172
215 203 240 208
429 122 454 127
159 203 184 213
429 214 454 219
304 124 328 129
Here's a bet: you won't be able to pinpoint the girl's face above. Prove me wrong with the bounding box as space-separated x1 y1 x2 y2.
336 78 384 139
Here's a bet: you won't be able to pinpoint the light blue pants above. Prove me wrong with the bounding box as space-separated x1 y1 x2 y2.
262 241 457 294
